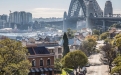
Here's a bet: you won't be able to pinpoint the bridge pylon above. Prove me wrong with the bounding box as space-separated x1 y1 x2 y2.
86 1 95 29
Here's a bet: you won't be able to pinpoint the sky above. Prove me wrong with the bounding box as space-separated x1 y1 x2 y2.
0 0 121 18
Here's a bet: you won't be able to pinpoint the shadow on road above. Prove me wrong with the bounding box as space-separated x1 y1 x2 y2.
87 71 97 74
90 63 102 66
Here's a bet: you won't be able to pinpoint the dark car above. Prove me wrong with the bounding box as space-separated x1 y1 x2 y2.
85 63 90 67
80 67 87 75
79 73 84 75
79 71 85 75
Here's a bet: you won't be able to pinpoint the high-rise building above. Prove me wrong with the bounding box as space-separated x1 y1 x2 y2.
0 14 8 22
13 11 20 24
20 11 28 25
0 15 1 20
26 12 32 23
9 11 32 25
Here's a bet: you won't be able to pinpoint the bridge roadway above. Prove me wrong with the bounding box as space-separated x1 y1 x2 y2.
44 16 85 23
44 16 121 24
91 17 121 21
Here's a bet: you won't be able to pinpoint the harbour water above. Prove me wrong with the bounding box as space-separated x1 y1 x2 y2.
0 31 63 39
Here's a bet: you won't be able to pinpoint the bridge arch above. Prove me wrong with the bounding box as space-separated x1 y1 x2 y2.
67 0 86 18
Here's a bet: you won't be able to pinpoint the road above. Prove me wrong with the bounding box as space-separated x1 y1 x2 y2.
86 41 109 75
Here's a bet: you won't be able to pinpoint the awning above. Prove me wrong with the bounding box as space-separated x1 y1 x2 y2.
44 68 48 71
35 68 39 72
39 68 44 72
30 68 35 72
48 68 53 71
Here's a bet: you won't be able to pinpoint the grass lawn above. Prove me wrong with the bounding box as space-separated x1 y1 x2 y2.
61 68 73 75
61 69 67 75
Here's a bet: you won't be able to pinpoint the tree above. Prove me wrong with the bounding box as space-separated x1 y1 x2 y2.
110 23 121 28
54 58 62 70
80 36 97 56
104 38 113 44
112 56 121 66
0 38 31 75
54 58 62 75
101 43 116 72
85 35 98 41
100 32 109 40
111 56 121 75
63 32 70 57
114 34 121 54
92 29 100 35
61 50 88 75
67 28 74 39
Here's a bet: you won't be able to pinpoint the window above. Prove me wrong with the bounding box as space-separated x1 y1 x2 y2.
32 59 36 67
50 49 54 53
40 59 43 66
58 55 62 59
47 58 51 66
58 48 62 54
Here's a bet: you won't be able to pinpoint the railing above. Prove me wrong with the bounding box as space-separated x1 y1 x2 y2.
43 19 63 22
103 14 121 18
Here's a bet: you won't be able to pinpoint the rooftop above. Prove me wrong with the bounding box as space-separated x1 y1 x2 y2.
27 46 50 55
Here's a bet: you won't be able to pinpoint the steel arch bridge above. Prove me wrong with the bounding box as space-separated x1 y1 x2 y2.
67 0 103 19
63 0 103 31
43 0 121 32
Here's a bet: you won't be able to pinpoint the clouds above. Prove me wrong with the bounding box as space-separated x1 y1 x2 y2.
30 8 67 18
113 9 121 14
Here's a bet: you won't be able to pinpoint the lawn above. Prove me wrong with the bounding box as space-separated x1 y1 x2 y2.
61 68 73 75
61 69 67 75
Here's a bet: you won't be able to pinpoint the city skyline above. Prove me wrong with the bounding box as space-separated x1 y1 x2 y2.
0 0 121 18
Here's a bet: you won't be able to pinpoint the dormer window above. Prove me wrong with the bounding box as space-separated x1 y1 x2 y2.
40 58 44 66
32 59 36 67
47 58 51 66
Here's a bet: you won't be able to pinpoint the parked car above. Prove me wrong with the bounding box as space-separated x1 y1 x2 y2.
103 61 108 65
85 63 90 67
80 67 87 75
79 72 84 75
79 71 85 75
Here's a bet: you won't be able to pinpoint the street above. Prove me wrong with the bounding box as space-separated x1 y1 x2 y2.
86 41 109 75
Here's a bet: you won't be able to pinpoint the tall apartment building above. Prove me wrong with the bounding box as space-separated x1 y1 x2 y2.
13 11 20 24
26 12 32 23
9 11 32 25
0 14 8 22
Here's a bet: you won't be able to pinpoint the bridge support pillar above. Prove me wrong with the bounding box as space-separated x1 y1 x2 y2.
63 18 77 32
63 21 77 32
63 20 67 32
102 20 105 32
86 17 90 28
86 17 94 29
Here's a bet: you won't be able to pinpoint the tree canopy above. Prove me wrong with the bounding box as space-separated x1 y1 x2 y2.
110 23 121 28
0 38 31 75
54 59 62 70
80 36 97 56
111 56 121 75
92 29 100 35
63 32 70 57
66 28 74 39
100 32 109 40
100 43 116 72
114 34 121 53
85 35 98 41
61 50 88 70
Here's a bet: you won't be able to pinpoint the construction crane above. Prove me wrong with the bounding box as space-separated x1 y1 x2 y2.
9 10 12 14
